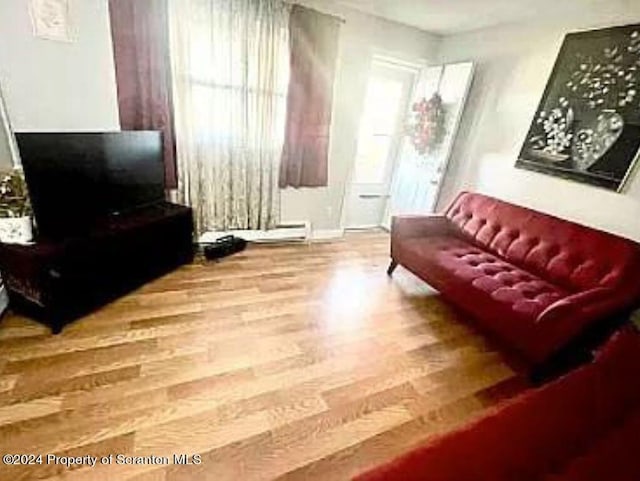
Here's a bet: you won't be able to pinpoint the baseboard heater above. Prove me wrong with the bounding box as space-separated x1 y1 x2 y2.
199 222 311 244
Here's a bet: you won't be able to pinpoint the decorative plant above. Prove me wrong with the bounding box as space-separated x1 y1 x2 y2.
407 93 446 156
0 168 31 218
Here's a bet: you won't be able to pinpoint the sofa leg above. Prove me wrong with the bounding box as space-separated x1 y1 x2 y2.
387 260 398 276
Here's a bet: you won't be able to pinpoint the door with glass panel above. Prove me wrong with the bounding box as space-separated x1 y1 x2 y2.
344 58 419 229
382 62 475 228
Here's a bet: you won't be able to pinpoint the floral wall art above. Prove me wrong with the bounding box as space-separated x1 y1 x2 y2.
517 24 640 191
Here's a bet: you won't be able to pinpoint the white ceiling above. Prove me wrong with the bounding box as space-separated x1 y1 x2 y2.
332 0 619 35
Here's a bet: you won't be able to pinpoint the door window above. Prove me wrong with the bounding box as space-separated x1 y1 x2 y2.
344 58 419 229
353 71 406 184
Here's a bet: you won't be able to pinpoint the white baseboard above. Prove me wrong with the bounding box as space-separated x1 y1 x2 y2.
311 229 344 241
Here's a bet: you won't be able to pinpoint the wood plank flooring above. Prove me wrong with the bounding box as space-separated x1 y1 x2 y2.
0 231 528 481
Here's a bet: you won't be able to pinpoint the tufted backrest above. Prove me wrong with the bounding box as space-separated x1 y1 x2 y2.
445 192 640 292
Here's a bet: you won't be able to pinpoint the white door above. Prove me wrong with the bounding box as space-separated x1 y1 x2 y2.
344 58 419 229
382 62 475 228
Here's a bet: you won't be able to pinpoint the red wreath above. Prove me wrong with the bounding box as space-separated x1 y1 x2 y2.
407 93 446 156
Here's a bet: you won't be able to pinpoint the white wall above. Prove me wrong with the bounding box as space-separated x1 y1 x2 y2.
281 0 440 232
4 0 638 242
0 0 437 234
437 8 640 242
0 0 119 131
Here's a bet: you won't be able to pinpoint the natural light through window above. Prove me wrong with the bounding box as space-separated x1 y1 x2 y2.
353 75 404 184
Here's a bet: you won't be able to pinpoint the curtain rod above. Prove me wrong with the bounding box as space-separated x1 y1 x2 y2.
290 2 346 23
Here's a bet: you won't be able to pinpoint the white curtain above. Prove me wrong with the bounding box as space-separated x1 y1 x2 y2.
169 0 290 233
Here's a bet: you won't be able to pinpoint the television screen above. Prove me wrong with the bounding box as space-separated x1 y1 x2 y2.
16 131 165 239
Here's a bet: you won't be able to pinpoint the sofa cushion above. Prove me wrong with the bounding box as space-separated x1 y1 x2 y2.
544 407 640 481
400 236 568 319
445 192 640 292
395 235 573 360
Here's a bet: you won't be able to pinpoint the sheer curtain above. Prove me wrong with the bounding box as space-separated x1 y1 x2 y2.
169 0 290 233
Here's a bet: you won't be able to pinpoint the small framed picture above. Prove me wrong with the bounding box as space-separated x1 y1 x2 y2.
29 0 73 43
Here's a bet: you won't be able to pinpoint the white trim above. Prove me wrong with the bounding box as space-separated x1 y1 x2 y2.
310 229 344 241
371 50 428 72
343 54 421 231
344 224 379 230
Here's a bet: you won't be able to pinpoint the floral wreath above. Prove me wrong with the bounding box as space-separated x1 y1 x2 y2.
407 93 446 156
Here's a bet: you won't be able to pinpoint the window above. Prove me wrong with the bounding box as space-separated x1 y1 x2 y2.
171 2 290 147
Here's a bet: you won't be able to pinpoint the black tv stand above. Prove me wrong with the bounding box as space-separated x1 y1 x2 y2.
0 202 194 333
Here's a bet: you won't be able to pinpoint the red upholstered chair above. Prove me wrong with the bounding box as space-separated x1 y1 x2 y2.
389 192 640 369
354 327 640 481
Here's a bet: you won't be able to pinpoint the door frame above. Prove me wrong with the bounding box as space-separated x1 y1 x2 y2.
341 53 424 231
379 61 476 229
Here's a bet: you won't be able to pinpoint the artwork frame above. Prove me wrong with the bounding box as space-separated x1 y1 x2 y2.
29 0 73 43
516 24 640 192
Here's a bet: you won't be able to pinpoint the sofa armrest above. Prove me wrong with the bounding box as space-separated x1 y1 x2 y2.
391 215 452 240
538 288 612 321
528 287 640 363
538 286 639 335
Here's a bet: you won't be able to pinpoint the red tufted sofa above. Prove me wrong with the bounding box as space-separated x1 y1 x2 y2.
388 192 640 366
354 327 640 481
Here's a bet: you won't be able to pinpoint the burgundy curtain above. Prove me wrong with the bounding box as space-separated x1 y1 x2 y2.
108 0 177 189
279 5 341 188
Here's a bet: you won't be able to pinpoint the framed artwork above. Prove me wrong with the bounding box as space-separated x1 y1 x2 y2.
516 24 640 191
29 0 72 43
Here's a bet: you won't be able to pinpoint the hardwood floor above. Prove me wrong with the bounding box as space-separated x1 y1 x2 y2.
0 231 527 481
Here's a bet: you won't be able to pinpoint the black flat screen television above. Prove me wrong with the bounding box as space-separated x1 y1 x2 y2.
16 131 165 239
